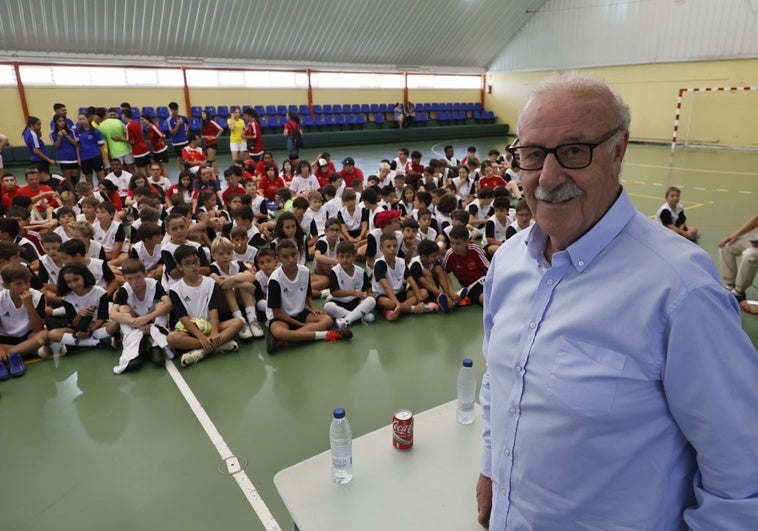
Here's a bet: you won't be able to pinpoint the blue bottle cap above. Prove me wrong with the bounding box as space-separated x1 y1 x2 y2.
463 358 473 367
333 408 346 419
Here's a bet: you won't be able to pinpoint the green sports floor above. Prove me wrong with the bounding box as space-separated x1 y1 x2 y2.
1 136 756 531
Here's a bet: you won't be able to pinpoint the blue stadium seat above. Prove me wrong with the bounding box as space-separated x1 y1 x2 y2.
312 104 323 115
323 104 332 114
370 104 379 114
259 115 269 129
142 106 156 118
157 107 169 119
354 113 366 127
189 118 201 131
313 115 324 128
422 103 431 112
302 115 313 129
78 107 88 115
345 114 355 128
203 106 216 117
288 105 298 114
254 105 265 115
266 105 276 116
190 106 202 118
298 105 309 115
378 103 389 114
375 113 385 128
277 105 287 115
131 106 141 117
158 119 170 132
360 104 370 114
332 104 342 114
217 105 230 118
324 114 335 128
474 102 483 111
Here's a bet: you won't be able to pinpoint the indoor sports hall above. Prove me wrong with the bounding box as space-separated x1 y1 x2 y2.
0 1 756 530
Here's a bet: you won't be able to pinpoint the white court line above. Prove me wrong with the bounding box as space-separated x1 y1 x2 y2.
738 190 753 194
694 187 706 190
166 360 282 531
716 189 729 192
628 162 758 177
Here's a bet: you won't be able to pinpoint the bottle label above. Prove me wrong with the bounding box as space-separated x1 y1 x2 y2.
332 456 352 468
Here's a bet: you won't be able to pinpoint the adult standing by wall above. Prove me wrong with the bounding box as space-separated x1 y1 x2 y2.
98 111 132 175
75 112 105 185
477 75 758 530
200 109 223 174
227 107 247 163
167 101 189 170
283 111 303 158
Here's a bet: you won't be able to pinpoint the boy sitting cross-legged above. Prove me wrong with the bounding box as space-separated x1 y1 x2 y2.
373 232 438 321
166 245 245 367
109 259 173 373
209 236 264 340
265 239 352 354
0 263 49 374
323 240 376 330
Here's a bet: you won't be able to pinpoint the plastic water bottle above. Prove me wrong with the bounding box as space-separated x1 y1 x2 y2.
457 358 476 424
330 408 353 484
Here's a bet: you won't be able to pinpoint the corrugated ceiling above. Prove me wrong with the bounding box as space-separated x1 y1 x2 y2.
0 0 547 72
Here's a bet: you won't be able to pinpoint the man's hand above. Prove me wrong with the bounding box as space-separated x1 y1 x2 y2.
476 474 493 529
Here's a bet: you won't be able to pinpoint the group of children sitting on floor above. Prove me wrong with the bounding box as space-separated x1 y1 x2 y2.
0 144 533 378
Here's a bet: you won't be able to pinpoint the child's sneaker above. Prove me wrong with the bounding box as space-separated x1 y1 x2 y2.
320 289 330 299
248 320 265 338
459 297 471 307
265 331 288 354
437 293 451 313
325 329 353 342
37 345 53 358
361 311 376 324
0 360 9 381
383 309 398 321
216 340 239 353
239 323 254 340
423 302 439 313
8 352 26 377
335 317 349 330
150 347 165 366
180 349 204 367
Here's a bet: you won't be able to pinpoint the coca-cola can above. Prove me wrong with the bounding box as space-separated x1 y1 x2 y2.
392 409 414 451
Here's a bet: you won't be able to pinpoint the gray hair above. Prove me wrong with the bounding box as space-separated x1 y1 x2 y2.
519 73 631 145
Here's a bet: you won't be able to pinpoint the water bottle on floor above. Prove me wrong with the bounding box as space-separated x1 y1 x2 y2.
330 408 353 484
457 358 476 424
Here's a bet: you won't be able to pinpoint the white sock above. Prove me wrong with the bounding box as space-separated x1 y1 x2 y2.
232 310 243 320
314 331 327 340
323 301 350 319
245 307 257 323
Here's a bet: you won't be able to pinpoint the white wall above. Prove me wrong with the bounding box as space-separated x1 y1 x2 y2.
490 0 758 72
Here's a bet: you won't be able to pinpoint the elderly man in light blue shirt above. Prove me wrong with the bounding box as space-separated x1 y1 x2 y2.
477 75 758 530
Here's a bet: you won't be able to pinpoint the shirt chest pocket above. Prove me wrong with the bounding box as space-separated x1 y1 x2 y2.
548 337 626 417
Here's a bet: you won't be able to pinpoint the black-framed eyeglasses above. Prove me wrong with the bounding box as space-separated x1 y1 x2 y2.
507 127 621 171
180 260 200 268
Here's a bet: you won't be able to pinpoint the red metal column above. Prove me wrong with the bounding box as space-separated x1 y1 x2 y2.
13 62 30 118
181 67 192 114
307 69 313 114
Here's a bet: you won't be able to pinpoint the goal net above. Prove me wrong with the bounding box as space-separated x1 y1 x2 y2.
671 86 758 152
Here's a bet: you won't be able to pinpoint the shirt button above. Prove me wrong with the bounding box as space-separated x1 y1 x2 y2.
578 260 585 267
504 449 511 456
546 278 554 285
529 322 536 329
509 407 517 414
502 488 508 495
514 365 523 373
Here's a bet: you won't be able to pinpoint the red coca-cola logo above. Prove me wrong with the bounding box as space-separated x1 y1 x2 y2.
393 420 414 437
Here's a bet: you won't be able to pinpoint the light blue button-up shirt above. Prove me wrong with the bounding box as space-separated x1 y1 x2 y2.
481 188 758 530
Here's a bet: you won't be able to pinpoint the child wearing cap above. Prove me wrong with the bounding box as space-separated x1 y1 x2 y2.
362 209 401 269
339 157 364 188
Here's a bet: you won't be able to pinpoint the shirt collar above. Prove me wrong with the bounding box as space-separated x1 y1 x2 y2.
526 187 635 273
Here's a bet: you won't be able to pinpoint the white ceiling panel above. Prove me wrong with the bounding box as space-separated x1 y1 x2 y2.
0 0 547 72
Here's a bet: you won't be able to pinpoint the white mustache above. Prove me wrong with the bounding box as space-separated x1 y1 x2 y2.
533 182 582 203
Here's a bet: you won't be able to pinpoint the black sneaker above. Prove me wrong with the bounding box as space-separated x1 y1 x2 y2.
150 347 165 366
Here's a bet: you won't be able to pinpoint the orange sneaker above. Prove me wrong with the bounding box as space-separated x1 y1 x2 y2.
459 297 471 307
325 329 354 342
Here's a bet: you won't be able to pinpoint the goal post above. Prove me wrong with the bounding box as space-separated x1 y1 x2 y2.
671 86 758 153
